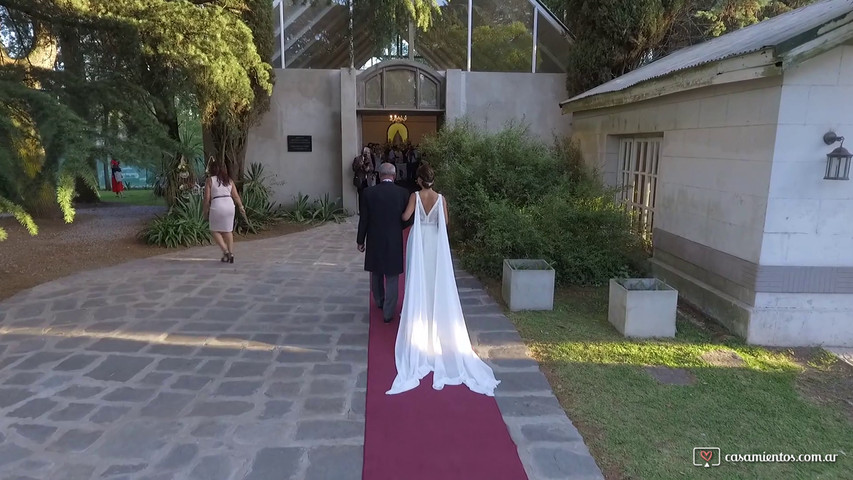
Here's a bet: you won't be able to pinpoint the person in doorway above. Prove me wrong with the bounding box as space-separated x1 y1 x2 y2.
352 147 374 214
110 159 124 197
203 161 247 263
365 146 378 187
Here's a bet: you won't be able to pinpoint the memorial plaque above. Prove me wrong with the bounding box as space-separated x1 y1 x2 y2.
287 135 312 152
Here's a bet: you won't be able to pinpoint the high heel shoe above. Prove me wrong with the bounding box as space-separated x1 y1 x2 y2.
228 253 234 264
221 252 229 263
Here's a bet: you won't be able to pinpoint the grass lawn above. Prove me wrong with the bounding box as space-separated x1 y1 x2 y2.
100 189 165 206
501 286 852 480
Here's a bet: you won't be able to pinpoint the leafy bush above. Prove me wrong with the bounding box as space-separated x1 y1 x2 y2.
285 193 313 223
236 162 286 234
140 193 211 248
285 193 347 224
420 120 646 285
141 162 348 248
309 194 347 223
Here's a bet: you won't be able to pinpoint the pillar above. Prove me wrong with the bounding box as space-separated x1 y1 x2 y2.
341 68 359 215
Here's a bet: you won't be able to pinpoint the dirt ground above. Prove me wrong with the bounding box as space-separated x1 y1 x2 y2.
0 203 313 301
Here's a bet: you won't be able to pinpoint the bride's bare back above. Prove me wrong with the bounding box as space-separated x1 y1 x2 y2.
402 187 449 225
419 189 439 215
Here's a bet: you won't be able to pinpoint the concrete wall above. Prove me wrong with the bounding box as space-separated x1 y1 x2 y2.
763 46 853 266
341 69 358 215
246 69 343 208
747 46 853 347
571 76 782 264
446 70 571 139
570 77 783 340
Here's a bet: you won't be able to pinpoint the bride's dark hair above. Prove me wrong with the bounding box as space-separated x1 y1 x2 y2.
417 162 435 188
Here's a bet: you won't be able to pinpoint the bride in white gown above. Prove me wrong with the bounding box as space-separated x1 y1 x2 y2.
386 163 500 396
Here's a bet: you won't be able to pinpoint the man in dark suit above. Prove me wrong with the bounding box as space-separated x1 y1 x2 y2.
357 163 410 323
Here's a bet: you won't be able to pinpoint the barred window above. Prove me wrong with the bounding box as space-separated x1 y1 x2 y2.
618 137 661 241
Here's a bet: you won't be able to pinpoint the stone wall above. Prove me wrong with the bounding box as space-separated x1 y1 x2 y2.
571 76 782 265
245 68 343 208
445 70 571 140
749 45 853 346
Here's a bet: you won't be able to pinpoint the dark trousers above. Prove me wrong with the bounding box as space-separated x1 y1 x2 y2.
371 272 399 320
356 183 367 214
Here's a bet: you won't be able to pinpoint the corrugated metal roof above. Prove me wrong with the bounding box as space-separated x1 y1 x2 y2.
561 0 853 106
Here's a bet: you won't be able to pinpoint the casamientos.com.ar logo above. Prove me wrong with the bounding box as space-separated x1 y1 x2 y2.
693 447 840 467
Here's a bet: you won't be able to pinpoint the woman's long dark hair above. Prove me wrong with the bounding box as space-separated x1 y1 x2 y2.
213 160 231 187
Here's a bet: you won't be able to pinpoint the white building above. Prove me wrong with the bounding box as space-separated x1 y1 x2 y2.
248 0 572 213
561 0 853 347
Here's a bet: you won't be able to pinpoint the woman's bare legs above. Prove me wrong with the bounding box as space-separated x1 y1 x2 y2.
212 232 227 254
223 232 234 254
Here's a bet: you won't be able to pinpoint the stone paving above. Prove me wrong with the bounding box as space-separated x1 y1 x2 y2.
827 347 853 367
0 219 603 480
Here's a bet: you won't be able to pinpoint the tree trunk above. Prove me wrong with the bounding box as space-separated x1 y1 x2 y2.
203 113 250 187
60 26 100 203
102 161 110 190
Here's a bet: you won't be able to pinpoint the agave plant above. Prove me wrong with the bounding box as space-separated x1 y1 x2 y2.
140 194 211 248
285 193 313 223
310 194 347 223
236 162 285 234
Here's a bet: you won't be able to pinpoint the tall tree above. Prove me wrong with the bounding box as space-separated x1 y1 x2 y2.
553 0 818 97
559 0 692 97
202 0 274 183
0 0 274 236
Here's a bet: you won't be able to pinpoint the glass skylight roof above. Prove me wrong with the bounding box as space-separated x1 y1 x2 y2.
271 0 572 72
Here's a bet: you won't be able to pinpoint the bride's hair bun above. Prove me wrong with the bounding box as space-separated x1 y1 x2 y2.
417 162 435 188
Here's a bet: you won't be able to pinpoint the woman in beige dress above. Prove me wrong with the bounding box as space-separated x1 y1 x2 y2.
203 161 246 263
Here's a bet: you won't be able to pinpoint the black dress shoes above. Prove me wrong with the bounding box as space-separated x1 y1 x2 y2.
383 316 393 324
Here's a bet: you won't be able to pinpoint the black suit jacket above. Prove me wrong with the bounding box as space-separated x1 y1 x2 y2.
357 181 410 275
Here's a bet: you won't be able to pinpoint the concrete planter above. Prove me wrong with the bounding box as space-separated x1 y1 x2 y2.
502 259 555 312
608 278 678 338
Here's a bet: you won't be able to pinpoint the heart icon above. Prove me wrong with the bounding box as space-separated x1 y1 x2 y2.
700 451 713 462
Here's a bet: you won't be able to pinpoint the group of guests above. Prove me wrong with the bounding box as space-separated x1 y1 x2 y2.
352 143 422 213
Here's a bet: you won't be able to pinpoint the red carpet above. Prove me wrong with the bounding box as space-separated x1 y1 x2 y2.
362 230 529 480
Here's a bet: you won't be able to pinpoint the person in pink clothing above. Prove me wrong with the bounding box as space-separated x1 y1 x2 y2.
203 161 246 263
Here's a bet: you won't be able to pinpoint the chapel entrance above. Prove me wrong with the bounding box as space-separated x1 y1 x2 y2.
355 60 445 192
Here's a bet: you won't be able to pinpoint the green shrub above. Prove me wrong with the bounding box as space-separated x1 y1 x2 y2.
141 162 287 247
421 120 646 285
309 194 347 223
236 162 286 234
140 193 211 248
284 192 347 224
285 193 313 223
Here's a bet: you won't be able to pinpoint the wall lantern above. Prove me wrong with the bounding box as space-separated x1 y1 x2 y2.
389 114 407 124
823 131 851 180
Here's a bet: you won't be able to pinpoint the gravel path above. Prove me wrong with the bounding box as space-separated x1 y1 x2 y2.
1 203 312 301
53 205 167 243
0 204 166 300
